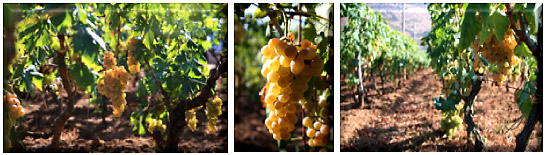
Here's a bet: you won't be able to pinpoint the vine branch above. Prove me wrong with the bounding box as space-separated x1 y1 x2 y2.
264 7 284 37
505 4 538 54
49 33 76 151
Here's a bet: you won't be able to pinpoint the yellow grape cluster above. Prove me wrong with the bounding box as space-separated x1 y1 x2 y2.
3 93 25 149
440 103 464 139
147 118 166 134
206 96 223 133
97 52 130 117
262 33 324 141
127 38 141 74
471 29 520 86
186 108 198 132
4 93 25 125
303 116 330 147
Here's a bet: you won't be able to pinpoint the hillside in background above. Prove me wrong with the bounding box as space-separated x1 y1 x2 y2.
367 3 431 50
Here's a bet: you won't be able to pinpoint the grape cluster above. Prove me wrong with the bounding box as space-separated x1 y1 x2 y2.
440 103 464 139
127 38 141 74
261 33 324 141
3 93 25 149
4 93 25 125
471 29 520 86
186 108 198 132
147 118 166 134
97 52 131 117
303 116 330 147
442 74 456 97
206 96 223 133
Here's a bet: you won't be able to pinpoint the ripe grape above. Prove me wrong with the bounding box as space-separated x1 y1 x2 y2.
279 55 292 67
287 33 295 41
298 47 315 60
300 39 312 48
275 41 288 56
261 45 274 58
284 45 298 59
307 128 316 138
303 117 313 127
290 58 305 74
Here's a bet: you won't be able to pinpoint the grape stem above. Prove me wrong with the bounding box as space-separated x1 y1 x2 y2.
505 4 538 54
297 3 302 43
264 7 285 37
115 13 121 57
261 6 331 37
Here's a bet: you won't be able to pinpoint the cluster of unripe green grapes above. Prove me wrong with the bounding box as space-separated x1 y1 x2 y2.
147 118 166 134
440 103 464 139
206 96 223 133
97 52 131 117
3 93 25 148
127 38 141 74
470 29 520 86
302 98 330 147
438 71 464 139
261 33 325 143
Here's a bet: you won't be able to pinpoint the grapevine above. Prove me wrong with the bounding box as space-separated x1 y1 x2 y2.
423 3 542 151
4 3 227 152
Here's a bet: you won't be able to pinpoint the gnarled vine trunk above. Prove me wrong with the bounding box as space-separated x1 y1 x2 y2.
49 33 76 151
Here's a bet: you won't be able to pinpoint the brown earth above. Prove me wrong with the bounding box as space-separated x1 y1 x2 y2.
341 69 543 152
11 77 227 153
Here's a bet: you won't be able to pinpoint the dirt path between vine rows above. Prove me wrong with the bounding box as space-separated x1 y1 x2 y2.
14 78 227 153
341 68 542 152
